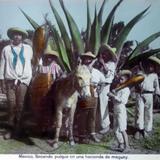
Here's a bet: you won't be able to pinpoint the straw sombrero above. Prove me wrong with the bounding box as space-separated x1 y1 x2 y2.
98 44 117 59
81 51 96 58
148 56 160 65
44 44 59 57
7 27 28 39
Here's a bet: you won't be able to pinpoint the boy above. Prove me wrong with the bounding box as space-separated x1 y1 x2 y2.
108 70 131 152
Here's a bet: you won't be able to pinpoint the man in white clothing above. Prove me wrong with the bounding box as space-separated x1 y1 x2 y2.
135 60 160 139
96 44 117 134
0 27 33 139
79 51 106 142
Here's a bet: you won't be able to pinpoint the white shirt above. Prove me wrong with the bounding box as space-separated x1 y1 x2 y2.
104 61 116 83
141 73 160 95
113 87 130 105
39 61 63 80
0 43 33 86
91 68 106 97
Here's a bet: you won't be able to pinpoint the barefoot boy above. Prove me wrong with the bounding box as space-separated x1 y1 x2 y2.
108 70 131 152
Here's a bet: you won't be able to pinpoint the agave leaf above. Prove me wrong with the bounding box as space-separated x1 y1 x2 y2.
47 21 71 72
122 48 160 69
129 31 160 60
59 0 84 55
114 6 150 54
49 0 70 48
19 8 39 29
47 37 58 51
89 6 101 56
101 0 123 45
85 0 91 51
49 0 75 69
98 0 108 25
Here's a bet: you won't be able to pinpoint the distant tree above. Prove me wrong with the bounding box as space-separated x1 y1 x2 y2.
110 21 125 46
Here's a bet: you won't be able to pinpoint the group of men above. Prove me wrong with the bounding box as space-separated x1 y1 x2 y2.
0 27 160 152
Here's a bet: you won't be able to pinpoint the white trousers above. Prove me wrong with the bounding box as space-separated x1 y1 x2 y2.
99 85 110 129
136 94 153 132
114 104 127 144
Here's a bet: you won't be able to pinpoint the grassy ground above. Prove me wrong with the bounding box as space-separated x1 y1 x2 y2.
0 102 160 154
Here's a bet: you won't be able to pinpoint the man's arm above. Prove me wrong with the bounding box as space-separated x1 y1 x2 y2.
0 49 6 93
154 74 160 96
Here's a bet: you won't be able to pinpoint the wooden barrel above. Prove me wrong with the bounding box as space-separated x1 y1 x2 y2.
30 73 53 130
79 85 97 109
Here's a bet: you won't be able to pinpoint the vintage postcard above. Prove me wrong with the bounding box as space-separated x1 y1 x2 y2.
0 0 160 159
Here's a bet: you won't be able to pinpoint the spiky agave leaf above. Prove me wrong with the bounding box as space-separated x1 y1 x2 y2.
49 0 75 69
98 0 108 26
47 21 71 72
122 48 160 69
59 0 84 55
20 8 39 29
89 6 101 56
101 0 123 45
47 37 58 51
85 0 91 51
114 6 150 54
128 31 160 60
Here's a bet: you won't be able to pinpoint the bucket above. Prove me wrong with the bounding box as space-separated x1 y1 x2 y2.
79 85 96 109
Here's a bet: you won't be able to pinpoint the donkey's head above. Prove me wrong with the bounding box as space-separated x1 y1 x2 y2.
75 64 91 98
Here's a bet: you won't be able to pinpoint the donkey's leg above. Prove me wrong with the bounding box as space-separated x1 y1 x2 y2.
47 108 63 149
68 93 78 146
55 109 63 142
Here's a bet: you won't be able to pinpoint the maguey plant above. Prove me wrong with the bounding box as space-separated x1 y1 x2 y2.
20 0 160 72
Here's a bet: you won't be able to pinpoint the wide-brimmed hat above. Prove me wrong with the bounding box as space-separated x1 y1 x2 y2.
98 44 117 60
148 56 160 65
81 51 96 59
7 27 28 39
44 44 59 57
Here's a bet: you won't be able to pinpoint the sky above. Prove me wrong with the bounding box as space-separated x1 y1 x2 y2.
0 0 160 49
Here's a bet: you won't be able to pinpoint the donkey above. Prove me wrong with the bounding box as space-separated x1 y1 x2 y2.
45 64 91 149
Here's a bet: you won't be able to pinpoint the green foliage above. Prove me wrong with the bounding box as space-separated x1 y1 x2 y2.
47 21 71 72
19 8 39 29
101 0 123 45
129 31 160 60
21 0 160 72
85 0 91 52
114 6 150 54
59 0 84 55
49 0 74 69
89 7 101 56
141 117 160 151
123 48 160 69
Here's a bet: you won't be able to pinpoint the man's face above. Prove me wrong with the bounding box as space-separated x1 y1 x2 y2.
12 32 23 45
101 52 110 62
81 56 93 66
149 64 154 73
43 55 57 66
